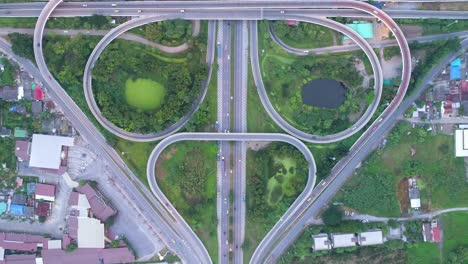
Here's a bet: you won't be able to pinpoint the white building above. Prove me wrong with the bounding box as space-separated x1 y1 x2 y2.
331 233 356 248
312 234 331 251
77 217 105 249
358 230 384 246
455 126 468 157
29 134 74 170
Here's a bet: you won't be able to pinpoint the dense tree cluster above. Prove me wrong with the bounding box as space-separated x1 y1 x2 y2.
0 58 16 86
143 19 193 46
9 33 34 61
321 206 343 226
448 246 468 264
92 38 207 133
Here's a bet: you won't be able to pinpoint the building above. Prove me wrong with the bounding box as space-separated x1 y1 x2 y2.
11 194 27 205
343 21 374 41
358 230 384 246
0 127 11 138
408 178 421 209
0 86 19 101
331 233 357 248
33 85 44 101
312 234 331 251
13 128 28 138
9 204 34 217
77 217 105 249
15 140 30 162
35 202 51 217
76 183 116 222
455 125 468 157
450 58 461 80
35 184 56 202
31 101 43 118
26 183 36 196
41 247 135 264
423 220 441 243
0 202 6 215
29 134 74 171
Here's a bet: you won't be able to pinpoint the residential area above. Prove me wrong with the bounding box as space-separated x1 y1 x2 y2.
0 55 141 263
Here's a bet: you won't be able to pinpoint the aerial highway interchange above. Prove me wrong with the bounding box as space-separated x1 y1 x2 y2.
0 0 461 263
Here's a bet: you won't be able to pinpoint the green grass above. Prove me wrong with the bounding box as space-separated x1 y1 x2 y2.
113 139 158 186
441 211 468 260
125 78 166 111
407 243 440 264
0 17 37 28
244 144 307 262
338 123 468 217
156 141 218 261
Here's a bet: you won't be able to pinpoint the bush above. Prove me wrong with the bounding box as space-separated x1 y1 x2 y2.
322 206 343 226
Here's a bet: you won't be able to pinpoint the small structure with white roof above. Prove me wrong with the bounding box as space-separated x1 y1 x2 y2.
358 230 384 246
312 234 332 251
331 233 357 248
455 125 468 157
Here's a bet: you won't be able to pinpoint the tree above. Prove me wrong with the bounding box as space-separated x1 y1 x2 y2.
387 219 400 228
9 33 34 61
321 206 343 226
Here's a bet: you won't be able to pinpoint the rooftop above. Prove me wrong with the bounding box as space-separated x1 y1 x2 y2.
331 233 356 248
29 134 74 170
312 234 331 251
35 183 56 198
77 217 104 249
15 140 30 162
343 21 374 40
455 128 468 157
76 183 116 222
358 230 384 246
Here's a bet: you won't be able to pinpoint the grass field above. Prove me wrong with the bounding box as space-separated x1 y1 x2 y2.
407 243 440 264
156 141 218 261
113 139 158 186
441 211 468 260
267 157 297 205
125 78 166 111
338 123 468 217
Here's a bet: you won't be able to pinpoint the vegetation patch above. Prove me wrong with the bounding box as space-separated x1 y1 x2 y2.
258 21 371 135
406 242 440 264
271 21 339 49
441 211 468 260
92 34 207 133
337 122 468 217
244 143 307 261
156 141 217 261
133 19 193 47
124 78 166 111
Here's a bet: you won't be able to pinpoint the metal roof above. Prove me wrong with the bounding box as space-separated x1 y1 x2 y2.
29 134 74 170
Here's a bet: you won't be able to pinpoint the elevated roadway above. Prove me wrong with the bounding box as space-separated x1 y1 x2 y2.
33 0 412 263
264 38 468 264
251 15 384 143
269 24 468 55
0 2 467 19
83 15 214 141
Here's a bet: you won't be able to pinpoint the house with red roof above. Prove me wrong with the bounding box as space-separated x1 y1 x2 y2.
33 85 44 101
76 183 116 222
422 220 441 243
35 202 51 217
14 140 30 162
35 184 56 202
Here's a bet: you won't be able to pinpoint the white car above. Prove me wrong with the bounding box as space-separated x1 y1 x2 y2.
82 4 87 7
180 9 185 13
137 10 142 13
111 3 116 7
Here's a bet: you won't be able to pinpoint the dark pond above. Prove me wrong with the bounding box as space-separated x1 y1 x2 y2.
301 78 346 108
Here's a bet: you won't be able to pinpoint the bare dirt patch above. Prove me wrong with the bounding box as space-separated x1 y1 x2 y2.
155 146 177 181
400 25 423 38
397 178 409 216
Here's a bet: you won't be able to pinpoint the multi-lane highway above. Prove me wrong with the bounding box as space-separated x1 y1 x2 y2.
0 2 466 19
29 0 419 263
33 1 212 263
233 20 248 264
216 20 232 263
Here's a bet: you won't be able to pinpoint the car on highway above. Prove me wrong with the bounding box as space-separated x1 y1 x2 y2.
180 9 185 12
137 10 142 13
82 4 87 7
111 3 116 6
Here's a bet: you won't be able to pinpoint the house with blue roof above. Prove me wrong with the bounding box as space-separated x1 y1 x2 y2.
450 58 461 80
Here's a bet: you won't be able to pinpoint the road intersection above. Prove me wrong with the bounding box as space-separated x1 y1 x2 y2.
28 0 467 263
